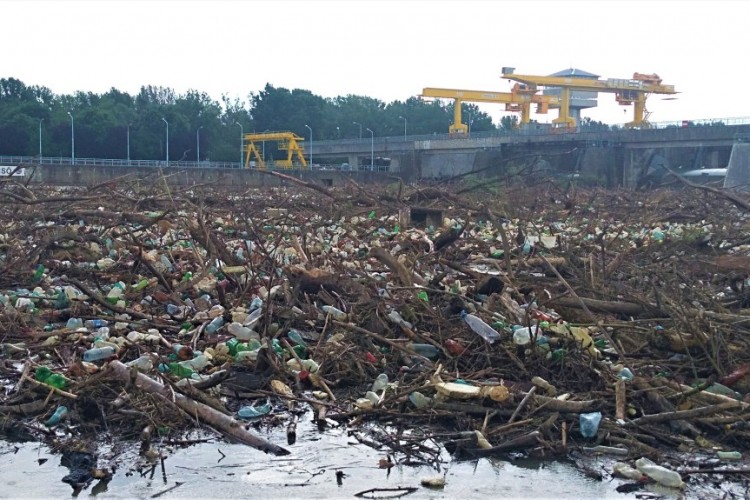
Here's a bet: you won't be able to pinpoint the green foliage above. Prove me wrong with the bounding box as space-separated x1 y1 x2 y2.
0 78 497 161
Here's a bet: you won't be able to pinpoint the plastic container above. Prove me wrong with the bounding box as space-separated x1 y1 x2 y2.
579 411 603 438
635 457 684 488
371 373 389 394
617 367 634 381
717 451 742 460
66 317 84 330
612 462 644 480
83 346 116 362
237 402 272 419
227 322 258 341
408 391 432 409
410 343 440 360
512 326 537 346
462 312 502 344
179 354 209 371
84 319 108 329
444 339 467 356
205 316 225 335
126 355 154 372
387 310 413 329
287 329 307 347
44 405 68 426
321 305 347 321
243 306 263 329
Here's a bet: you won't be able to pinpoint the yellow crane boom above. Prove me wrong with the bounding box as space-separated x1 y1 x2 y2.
421 86 558 134
501 69 677 128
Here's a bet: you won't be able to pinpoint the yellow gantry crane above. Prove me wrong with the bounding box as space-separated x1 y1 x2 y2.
243 131 307 169
421 86 559 134
501 68 677 128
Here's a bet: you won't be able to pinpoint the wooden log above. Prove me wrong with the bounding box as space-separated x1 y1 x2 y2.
630 401 744 426
531 394 597 413
107 360 290 456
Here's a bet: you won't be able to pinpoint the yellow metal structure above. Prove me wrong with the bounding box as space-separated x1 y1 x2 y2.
421 86 559 134
242 131 307 169
501 70 677 128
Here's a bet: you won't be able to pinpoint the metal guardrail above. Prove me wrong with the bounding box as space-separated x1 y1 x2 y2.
3 117 750 169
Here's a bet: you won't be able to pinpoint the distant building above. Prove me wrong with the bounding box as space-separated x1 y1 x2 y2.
544 68 599 125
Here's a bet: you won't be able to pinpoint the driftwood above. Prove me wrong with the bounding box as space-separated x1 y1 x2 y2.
369 246 425 286
107 360 290 456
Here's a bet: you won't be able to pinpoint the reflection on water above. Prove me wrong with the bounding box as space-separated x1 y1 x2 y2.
0 414 639 499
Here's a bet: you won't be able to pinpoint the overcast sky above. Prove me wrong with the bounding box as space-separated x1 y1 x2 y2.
4 0 748 128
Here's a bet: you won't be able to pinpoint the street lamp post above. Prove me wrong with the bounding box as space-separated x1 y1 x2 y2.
468 112 472 136
398 116 406 139
161 117 169 167
126 123 131 162
366 127 374 171
235 122 243 167
353 121 362 139
304 124 312 167
38 119 43 158
66 111 74 164
196 126 203 163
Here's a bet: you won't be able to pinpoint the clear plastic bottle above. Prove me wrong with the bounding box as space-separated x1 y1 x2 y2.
462 312 502 344
83 346 116 362
612 462 644 480
205 316 225 335
228 322 258 341
635 457 684 488
321 305 347 321
66 317 84 330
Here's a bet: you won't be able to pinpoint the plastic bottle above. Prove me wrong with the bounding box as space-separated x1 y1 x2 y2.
617 367 634 381
717 451 742 460
66 317 84 330
205 316 225 335
126 355 154 372
409 343 440 360
461 312 502 344
512 326 537 346
84 319 107 329
35 366 68 389
371 373 389 394
635 457 684 488
179 354 209 371
106 282 126 303
579 411 603 438
83 346 116 362
444 339 466 356
44 406 68 426
612 462 644 480
161 362 195 379
227 322 258 341
387 310 413 329
32 264 45 282
287 329 307 347
237 402 272 419
243 307 263 329
409 391 432 409
321 305 347 321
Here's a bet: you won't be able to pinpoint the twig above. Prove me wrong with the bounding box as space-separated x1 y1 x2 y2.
509 386 536 423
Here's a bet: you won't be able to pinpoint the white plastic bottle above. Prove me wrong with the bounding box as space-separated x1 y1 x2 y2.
635 457 684 488
462 312 502 344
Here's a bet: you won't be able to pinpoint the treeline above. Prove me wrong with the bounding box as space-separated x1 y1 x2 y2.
0 78 498 162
